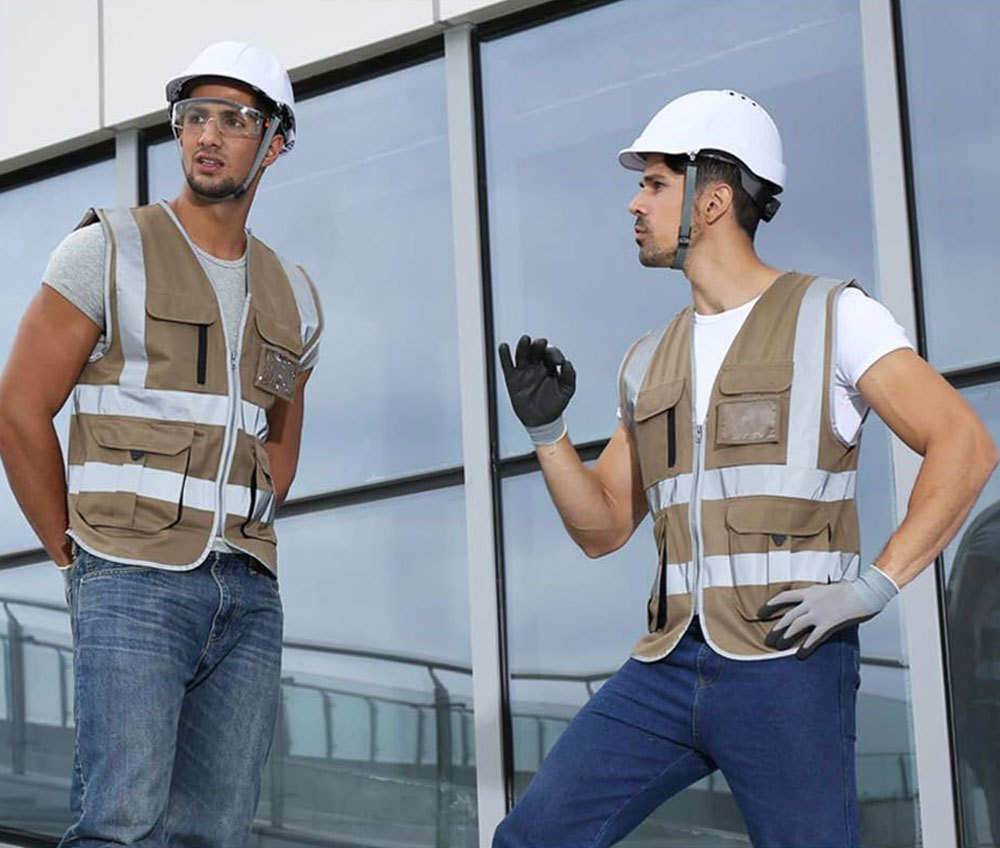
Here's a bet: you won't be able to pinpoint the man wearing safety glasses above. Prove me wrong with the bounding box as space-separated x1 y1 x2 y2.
0 42 322 846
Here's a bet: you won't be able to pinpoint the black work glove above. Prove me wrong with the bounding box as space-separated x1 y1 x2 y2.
498 335 576 445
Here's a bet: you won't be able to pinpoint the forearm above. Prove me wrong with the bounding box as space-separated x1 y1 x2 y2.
535 435 634 557
876 426 998 588
0 414 72 565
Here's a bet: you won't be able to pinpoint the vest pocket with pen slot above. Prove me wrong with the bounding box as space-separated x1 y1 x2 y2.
74 420 195 534
633 378 686 488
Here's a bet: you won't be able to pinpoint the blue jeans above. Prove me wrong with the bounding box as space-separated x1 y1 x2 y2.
60 551 283 847
494 619 860 848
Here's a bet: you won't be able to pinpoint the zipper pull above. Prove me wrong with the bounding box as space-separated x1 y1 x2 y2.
695 424 703 444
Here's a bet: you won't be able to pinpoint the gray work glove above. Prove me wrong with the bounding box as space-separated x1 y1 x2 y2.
759 565 899 659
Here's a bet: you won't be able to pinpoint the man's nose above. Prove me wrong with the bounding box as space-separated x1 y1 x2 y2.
198 117 223 145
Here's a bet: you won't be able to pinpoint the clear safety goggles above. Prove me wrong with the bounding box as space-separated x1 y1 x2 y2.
170 98 269 140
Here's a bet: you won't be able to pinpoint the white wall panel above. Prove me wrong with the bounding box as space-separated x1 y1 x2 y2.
439 0 549 23
0 0 101 163
102 0 438 126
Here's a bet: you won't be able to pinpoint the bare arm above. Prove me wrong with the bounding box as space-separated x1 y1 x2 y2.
0 286 101 566
859 349 999 588
536 422 648 558
263 368 312 505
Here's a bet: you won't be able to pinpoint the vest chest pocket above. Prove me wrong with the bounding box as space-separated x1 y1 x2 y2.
145 290 219 391
248 310 303 406
725 497 832 622
76 420 195 534
715 363 792 449
633 379 686 487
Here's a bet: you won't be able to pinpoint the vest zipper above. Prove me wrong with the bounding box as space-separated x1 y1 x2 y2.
691 423 706 610
215 296 251 539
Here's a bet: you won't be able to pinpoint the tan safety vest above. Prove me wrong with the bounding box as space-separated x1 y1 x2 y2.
65 202 322 573
620 273 861 660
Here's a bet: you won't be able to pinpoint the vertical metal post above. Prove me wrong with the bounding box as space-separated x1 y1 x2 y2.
444 22 509 848
323 692 334 760
859 1 959 845
7 612 25 775
268 682 288 829
432 671 454 848
115 128 140 208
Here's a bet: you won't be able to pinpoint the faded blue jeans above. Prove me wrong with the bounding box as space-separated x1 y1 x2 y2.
494 618 861 848
59 550 283 848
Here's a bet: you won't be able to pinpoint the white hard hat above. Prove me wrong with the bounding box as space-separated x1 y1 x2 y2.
618 89 785 192
166 41 296 153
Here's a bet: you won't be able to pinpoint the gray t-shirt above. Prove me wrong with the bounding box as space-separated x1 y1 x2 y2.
43 222 248 355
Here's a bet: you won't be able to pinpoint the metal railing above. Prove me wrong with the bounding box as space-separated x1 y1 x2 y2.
0 594 917 848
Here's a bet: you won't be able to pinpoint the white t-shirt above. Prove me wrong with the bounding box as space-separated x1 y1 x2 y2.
691 286 912 443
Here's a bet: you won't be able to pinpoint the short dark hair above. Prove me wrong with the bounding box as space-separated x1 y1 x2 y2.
663 153 762 239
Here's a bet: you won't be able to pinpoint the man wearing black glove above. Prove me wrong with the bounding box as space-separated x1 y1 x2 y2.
494 89 998 848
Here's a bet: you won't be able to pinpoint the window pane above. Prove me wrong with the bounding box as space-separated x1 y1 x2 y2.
147 58 462 495
482 0 878 457
900 1 1000 370
259 486 477 847
943 382 1000 847
0 563 74 836
0 160 116 555
489 3 918 844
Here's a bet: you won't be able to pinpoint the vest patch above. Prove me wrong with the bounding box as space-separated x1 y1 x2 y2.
255 345 298 402
717 398 780 445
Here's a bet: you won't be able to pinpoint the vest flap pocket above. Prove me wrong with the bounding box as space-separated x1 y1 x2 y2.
146 290 217 325
255 310 304 357
635 379 684 422
90 420 195 457
725 498 830 537
718 362 792 395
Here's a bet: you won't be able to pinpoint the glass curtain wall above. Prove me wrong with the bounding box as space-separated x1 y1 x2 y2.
0 157 116 835
480 1 919 845
899 2 1000 845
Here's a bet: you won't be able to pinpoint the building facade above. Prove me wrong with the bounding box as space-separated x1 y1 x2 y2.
0 1 997 846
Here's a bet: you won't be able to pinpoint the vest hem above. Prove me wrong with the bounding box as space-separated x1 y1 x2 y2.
67 531 211 572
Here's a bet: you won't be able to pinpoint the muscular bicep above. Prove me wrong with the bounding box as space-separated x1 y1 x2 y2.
593 421 649 536
857 348 977 455
0 286 102 418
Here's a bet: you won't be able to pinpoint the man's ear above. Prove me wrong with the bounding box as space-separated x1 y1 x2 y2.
260 133 284 169
701 181 733 225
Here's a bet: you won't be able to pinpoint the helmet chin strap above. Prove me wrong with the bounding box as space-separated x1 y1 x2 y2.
188 115 281 203
672 159 699 270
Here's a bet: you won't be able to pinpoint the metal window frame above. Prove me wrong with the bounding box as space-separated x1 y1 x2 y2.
860 0 959 846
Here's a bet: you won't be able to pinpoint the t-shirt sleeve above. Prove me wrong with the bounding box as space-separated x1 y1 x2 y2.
42 223 107 332
296 266 323 373
835 286 914 392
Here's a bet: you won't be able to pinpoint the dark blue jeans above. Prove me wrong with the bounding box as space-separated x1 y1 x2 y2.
494 619 860 848
59 551 283 848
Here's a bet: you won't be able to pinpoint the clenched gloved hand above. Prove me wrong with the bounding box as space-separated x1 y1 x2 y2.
759 565 899 660
498 335 576 446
